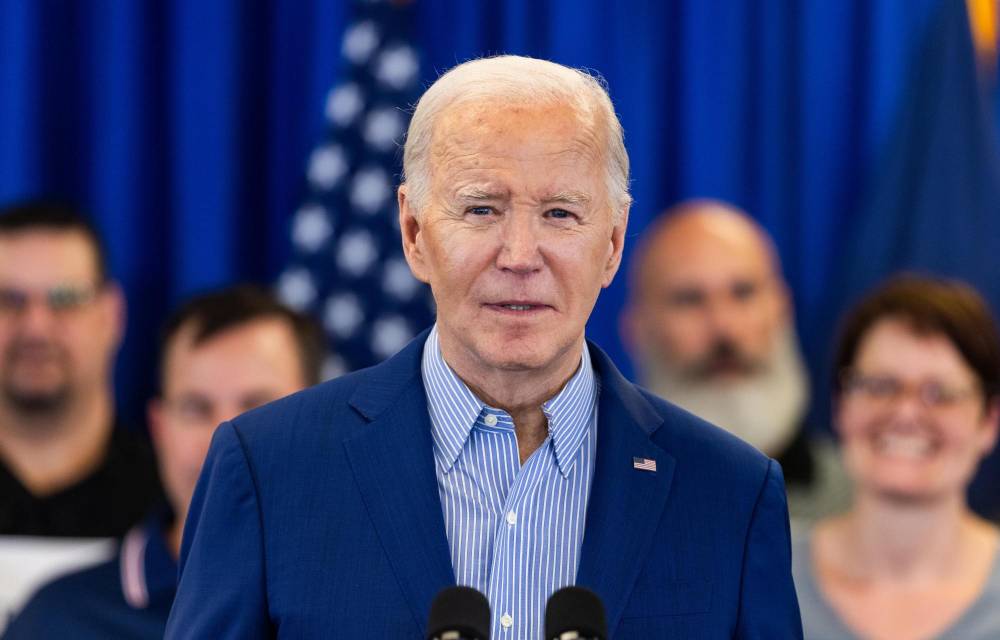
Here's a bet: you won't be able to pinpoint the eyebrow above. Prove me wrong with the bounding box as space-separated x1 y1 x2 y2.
543 191 592 205
452 186 593 206
455 186 508 201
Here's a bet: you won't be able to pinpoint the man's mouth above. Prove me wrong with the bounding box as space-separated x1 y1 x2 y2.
484 301 551 314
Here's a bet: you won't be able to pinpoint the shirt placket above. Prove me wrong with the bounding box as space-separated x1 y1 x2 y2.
488 426 552 639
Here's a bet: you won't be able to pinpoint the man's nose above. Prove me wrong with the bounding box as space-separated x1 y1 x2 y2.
17 298 59 335
496 214 543 274
704 296 743 338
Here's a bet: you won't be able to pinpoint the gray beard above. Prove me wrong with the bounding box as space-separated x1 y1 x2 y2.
639 327 809 457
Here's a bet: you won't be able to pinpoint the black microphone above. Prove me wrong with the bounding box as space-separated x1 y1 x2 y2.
545 586 607 640
426 586 491 640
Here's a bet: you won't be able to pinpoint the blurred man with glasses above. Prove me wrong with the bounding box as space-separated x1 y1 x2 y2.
0 202 164 626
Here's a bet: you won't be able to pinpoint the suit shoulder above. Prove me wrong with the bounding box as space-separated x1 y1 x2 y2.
224 357 421 453
225 370 360 439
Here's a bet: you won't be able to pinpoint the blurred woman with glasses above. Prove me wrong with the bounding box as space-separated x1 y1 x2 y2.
794 274 1000 640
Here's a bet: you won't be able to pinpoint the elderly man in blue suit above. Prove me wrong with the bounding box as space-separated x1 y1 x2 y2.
166 55 802 639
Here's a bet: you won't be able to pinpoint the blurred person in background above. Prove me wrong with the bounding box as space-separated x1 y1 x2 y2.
793 275 1000 640
3 285 323 639
623 199 849 522
0 202 167 627
0 201 161 537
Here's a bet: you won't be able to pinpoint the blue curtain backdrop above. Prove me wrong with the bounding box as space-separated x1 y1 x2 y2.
0 0 996 432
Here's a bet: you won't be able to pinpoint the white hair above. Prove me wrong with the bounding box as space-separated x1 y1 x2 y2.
401 55 631 221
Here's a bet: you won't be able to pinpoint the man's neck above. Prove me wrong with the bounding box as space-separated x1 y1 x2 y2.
0 392 114 496
440 337 585 464
167 516 184 560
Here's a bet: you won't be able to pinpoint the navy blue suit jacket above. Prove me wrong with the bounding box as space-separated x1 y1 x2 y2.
165 333 802 638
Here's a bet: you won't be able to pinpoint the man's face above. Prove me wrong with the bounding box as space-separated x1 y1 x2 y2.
400 102 627 378
148 318 308 520
0 230 122 416
631 216 787 383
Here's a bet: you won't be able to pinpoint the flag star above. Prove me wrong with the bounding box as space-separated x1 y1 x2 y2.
292 204 332 253
326 83 365 127
343 21 380 64
375 45 419 90
363 107 404 152
323 292 365 338
336 229 379 276
371 315 412 358
308 145 348 190
276 269 317 310
350 166 391 214
382 258 421 300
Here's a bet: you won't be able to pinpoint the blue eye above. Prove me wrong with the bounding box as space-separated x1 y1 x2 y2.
468 206 492 216
546 208 574 220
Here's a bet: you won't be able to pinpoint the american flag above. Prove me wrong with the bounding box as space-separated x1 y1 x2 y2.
632 457 657 472
277 0 434 379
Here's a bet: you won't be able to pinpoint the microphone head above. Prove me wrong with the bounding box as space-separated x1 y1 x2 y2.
426 586 491 640
545 586 607 640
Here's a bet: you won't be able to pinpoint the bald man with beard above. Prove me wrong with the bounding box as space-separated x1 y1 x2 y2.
624 199 849 523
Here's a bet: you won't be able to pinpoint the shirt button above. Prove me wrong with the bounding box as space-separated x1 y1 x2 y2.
506 510 517 525
500 613 513 629
484 414 498 426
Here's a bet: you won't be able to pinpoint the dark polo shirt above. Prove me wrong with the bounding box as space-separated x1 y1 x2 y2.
0 425 163 537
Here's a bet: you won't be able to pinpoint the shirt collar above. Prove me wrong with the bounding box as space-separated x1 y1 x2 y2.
421 324 597 477
120 512 178 609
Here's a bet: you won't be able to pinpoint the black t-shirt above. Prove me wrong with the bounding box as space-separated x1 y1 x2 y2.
0 425 164 537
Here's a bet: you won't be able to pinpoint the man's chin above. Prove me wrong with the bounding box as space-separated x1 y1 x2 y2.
479 348 554 372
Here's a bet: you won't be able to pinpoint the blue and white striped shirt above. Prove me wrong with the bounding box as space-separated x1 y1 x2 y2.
421 325 599 640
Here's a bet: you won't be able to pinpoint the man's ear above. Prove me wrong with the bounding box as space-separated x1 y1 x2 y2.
774 278 793 324
98 281 126 349
398 185 430 284
601 206 629 288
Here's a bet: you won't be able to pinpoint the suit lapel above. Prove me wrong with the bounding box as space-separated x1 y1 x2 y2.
343 333 455 632
576 344 676 633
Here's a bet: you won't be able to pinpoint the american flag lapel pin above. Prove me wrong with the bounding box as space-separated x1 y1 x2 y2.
632 456 657 472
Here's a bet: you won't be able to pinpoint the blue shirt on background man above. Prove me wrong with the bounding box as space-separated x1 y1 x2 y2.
3 513 176 639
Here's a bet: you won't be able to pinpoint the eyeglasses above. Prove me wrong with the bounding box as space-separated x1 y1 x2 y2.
841 370 980 410
0 285 100 317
